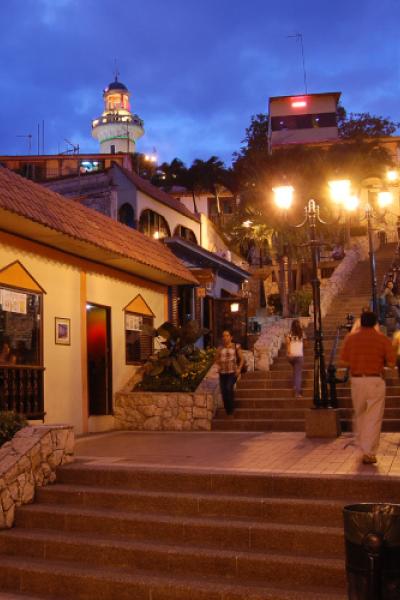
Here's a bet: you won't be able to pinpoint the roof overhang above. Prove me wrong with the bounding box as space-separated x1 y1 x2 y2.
0 209 197 286
269 91 342 106
164 237 250 284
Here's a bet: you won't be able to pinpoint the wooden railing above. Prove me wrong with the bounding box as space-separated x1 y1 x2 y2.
0 365 45 419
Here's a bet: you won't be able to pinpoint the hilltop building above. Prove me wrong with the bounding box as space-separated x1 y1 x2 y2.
268 92 341 151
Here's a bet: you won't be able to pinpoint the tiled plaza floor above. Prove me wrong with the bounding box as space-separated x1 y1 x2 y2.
75 430 400 477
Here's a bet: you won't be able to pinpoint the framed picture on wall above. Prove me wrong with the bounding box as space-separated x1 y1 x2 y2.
55 317 71 345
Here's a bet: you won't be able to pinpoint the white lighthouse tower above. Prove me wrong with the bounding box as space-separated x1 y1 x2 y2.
91 76 144 154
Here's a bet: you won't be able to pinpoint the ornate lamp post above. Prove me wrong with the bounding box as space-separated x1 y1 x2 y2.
335 182 395 320
273 187 330 408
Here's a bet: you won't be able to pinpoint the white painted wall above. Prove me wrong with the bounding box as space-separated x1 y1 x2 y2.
136 189 201 241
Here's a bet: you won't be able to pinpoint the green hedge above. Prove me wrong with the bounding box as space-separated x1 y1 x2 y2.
0 411 28 447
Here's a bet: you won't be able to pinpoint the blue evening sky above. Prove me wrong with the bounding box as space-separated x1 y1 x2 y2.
1 0 399 165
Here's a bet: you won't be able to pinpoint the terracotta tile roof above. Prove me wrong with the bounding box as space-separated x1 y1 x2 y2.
0 167 198 285
116 165 200 223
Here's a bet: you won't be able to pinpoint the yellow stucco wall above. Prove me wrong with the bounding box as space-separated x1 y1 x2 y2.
0 236 167 435
85 270 165 395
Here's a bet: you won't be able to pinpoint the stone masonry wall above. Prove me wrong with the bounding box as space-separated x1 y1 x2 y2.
0 425 74 529
115 351 255 431
115 364 221 431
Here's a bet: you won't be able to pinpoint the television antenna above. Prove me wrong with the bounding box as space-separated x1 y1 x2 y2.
288 32 308 94
16 133 32 154
63 139 80 154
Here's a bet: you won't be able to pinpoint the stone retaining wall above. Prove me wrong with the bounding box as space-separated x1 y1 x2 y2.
0 424 74 529
115 364 221 431
115 351 254 431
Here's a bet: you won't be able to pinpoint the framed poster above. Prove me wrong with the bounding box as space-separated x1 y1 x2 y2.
55 317 71 345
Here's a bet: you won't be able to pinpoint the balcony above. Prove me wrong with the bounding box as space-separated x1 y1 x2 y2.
0 365 45 420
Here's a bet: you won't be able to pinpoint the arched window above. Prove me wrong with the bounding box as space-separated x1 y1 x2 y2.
139 209 171 240
118 203 135 228
173 225 197 244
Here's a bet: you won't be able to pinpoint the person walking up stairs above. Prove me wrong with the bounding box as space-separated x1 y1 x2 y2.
212 243 400 432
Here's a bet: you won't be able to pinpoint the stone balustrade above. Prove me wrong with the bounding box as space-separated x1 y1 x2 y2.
253 317 310 371
254 238 369 371
0 424 74 529
319 238 370 318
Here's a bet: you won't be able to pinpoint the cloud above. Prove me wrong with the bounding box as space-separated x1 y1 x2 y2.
36 0 77 26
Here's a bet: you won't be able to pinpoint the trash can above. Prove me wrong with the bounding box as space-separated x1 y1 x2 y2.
343 503 400 600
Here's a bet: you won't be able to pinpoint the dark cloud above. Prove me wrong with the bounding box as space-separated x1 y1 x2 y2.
1 0 399 164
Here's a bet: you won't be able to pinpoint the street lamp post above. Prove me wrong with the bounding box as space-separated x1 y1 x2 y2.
366 204 379 317
305 199 329 408
329 175 397 321
273 187 330 408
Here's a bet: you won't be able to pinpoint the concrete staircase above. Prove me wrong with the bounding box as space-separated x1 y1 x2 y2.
213 244 399 432
2 462 400 599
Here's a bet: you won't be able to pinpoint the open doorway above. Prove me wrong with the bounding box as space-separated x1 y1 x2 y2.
86 303 112 416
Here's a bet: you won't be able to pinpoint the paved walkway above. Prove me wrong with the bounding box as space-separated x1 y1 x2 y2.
75 431 400 477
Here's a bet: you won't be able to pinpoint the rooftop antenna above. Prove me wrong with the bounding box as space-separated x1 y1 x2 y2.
64 139 80 154
114 58 120 81
16 133 32 154
288 32 308 94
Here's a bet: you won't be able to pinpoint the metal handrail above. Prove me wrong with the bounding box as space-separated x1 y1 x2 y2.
326 321 352 408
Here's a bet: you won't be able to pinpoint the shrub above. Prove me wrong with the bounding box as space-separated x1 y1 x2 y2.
137 347 216 392
0 411 28 447
290 289 313 316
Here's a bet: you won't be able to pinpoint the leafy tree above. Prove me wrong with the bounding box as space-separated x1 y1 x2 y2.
337 105 399 139
151 158 187 190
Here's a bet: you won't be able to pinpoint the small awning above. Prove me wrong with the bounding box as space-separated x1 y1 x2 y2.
164 237 250 284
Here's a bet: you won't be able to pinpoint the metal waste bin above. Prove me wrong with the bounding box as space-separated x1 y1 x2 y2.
343 503 400 600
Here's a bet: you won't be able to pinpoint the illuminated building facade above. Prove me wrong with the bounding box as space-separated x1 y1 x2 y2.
268 92 340 151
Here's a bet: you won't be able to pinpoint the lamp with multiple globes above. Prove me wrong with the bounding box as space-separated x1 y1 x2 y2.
330 178 396 317
272 188 329 408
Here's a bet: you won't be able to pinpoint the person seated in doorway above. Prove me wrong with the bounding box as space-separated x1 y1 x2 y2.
382 281 400 323
331 244 345 260
0 341 16 365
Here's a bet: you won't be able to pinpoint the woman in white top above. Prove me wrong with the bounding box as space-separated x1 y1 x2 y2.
285 319 304 399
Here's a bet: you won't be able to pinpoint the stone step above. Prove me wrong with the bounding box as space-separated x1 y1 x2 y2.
217 408 307 419
34 483 346 526
55 464 400 501
13 503 344 558
0 555 347 600
0 527 345 589
235 397 400 409
212 419 306 431
236 389 315 399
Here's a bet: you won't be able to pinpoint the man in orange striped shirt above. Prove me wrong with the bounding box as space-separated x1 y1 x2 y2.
339 311 396 464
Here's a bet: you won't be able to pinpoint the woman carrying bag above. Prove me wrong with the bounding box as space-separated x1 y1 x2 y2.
286 319 305 399
215 330 244 416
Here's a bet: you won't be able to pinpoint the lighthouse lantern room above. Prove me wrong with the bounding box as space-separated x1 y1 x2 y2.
92 76 144 154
